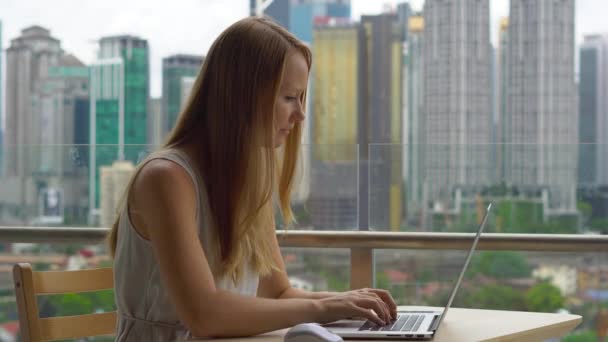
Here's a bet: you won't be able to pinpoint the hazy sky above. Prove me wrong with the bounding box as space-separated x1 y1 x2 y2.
1 0 607 98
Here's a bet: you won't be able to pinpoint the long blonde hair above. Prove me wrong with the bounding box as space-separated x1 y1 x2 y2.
108 16 312 283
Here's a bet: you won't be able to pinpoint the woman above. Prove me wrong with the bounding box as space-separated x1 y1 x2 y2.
109 16 396 340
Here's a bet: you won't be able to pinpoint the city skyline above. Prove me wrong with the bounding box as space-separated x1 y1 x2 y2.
1 0 607 104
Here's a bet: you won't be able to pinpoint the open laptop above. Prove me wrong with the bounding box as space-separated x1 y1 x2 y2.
323 203 493 340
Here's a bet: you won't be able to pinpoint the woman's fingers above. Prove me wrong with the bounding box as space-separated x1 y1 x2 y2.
368 289 398 318
356 296 390 324
359 291 392 322
354 306 385 326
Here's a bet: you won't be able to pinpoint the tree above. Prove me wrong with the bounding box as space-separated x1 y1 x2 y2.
561 330 598 342
469 251 531 279
525 282 564 313
589 218 608 234
465 284 527 311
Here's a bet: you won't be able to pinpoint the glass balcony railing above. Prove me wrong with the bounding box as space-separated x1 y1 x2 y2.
0 143 607 340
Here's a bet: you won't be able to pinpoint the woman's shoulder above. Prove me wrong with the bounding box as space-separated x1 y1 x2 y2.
131 157 196 203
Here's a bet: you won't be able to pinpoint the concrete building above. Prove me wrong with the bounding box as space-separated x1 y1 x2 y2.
578 34 608 188
162 54 202 134
100 160 135 228
147 97 163 147
497 17 509 183
504 0 578 214
309 14 403 231
5 26 62 178
422 0 492 214
3 27 89 225
403 16 425 228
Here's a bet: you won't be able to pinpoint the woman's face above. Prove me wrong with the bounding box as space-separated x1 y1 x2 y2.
273 51 309 148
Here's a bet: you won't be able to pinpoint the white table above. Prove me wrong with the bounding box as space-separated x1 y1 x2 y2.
190 306 582 341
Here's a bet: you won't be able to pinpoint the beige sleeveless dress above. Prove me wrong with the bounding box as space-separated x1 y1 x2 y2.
113 148 259 341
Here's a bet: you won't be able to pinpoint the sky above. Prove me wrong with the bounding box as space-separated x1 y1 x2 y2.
1 0 608 100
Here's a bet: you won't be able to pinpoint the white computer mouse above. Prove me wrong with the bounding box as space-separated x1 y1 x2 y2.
284 323 344 342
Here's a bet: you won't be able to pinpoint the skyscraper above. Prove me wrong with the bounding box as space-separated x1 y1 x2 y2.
0 19 3 174
362 14 403 231
89 35 149 221
262 0 351 43
148 97 163 147
309 13 402 231
36 54 89 176
505 0 577 213
5 26 63 223
162 54 203 135
579 34 608 188
100 160 135 228
309 23 363 230
6 26 62 178
403 16 425 226
422 0 492 212
497 17 509 182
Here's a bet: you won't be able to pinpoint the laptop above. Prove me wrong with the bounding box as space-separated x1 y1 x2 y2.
323 203 493 340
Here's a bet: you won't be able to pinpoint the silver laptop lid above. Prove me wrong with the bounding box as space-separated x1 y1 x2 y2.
433 203 492 331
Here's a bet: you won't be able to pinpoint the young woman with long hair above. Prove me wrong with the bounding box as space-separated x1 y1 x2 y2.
109 16 396 340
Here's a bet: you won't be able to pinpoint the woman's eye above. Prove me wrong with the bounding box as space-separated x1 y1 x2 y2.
285 96 297 101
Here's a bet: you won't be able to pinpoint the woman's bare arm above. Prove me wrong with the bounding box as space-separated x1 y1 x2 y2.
129 159 386 337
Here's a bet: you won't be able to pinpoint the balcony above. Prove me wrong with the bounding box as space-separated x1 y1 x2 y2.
0 144 607 341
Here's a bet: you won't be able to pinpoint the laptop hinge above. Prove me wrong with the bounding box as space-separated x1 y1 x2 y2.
429 314 441 331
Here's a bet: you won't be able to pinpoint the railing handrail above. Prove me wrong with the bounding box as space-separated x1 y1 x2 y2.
1 226 607 252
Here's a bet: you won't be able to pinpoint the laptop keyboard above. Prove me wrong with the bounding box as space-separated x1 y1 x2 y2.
358 314 424 332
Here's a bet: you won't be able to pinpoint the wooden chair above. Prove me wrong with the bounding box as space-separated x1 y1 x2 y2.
13 263 117 341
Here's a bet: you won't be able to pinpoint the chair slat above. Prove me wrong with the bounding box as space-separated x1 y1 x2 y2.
33 268 114 294
13 264 42 341
39 312 117 341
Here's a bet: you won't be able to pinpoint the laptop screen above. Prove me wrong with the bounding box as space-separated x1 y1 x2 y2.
433 203 492 331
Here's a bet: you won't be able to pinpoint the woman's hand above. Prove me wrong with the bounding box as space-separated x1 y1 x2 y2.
315 288 398 326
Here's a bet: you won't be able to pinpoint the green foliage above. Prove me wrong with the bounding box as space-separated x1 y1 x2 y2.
589 218 608 234
376 272 390 290
561 330 599 342
468 284 527 310
525 282 564 313
318 270 349 292
41 290 116 318
469 251 531 279
577 201 592 218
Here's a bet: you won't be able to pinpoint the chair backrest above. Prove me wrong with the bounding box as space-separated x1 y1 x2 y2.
13 263 117 341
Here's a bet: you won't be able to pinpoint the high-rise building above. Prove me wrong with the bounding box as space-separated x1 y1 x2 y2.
6 26 62 178
262 0 351 43
309 24 363 230
148 97 163 147
505 0 577 213
162 54 203 135
35 54 89 176
497 17 509 182
180 76 196 110
89 35 149 222
100 160 135 228
0 19 3 174
264 0 290 29
362 14 403 231
403 16 425 227
579 35 608 188
422 0 492 213
309 14 402 231
4 26 63 223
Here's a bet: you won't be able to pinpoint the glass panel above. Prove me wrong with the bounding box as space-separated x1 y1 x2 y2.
374 250 608 340
370 144 608 234
289 144 360 231
282 248 350 292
